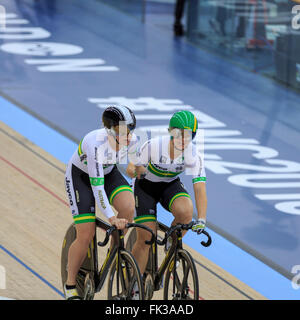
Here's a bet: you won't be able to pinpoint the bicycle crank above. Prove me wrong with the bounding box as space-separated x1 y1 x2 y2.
83 274 95 300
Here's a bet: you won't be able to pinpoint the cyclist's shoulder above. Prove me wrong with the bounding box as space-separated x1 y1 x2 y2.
82 128 107 145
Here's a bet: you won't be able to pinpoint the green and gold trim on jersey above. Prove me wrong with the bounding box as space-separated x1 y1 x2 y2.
192 177 206 183
109 185 133 205
147 162 182 178
78 139 83 156
73 213 96 224
168 192 191 211
77 139 87 165
89 177 105 186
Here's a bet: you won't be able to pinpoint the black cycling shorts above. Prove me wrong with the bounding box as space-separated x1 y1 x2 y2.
65 164 132 224
133 178 190 224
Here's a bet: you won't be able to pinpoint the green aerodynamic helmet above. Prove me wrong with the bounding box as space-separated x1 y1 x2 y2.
169 110 198 139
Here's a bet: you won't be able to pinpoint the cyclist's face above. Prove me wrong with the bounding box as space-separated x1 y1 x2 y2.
170 128 192 150
113 125 132 146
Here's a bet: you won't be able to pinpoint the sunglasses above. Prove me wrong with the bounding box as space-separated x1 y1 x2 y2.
112 125 133 137
169 128 195 140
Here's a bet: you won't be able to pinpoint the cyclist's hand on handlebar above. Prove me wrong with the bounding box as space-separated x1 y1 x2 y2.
192 219 206 235
108 216 128 230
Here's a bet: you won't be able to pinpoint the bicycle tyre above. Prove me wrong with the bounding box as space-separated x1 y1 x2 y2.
163 248 199 300
107 249 145 300
61 223 96 299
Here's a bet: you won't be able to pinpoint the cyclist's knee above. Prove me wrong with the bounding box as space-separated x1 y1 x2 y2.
115 202 135 222
113 191 135 221
172 206 193 224
171 196 193 218
120 205 135 221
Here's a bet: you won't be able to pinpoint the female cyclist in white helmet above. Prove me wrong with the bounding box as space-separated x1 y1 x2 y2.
63 105 140 299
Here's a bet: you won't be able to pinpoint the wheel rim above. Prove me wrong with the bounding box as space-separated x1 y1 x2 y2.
107 251 144 300
164 251 199 300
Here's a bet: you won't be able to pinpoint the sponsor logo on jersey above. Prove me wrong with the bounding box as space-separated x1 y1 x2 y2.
65 178 74 206
96 161 100 177
80 154 87 163
98 190 106 209
76 190 80 203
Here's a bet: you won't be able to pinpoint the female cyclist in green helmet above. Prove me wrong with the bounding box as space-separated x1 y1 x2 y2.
127 110 207 277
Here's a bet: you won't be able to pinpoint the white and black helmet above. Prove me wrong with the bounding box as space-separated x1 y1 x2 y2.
102 105 136 132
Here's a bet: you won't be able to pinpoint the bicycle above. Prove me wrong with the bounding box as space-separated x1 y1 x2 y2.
61 217 156 300
126 220 212 300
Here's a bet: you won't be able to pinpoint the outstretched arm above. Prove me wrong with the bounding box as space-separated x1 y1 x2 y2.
193 181 207 221
192 181 207 234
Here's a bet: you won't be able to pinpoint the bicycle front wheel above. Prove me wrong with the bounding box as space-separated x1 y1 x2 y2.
163 249 199 300
107 249 145 300
61 223 96 300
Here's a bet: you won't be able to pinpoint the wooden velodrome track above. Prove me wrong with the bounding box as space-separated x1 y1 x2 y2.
0 121 266 300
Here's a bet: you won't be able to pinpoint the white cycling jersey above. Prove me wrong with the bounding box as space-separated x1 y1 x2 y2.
135 136 206 184
66 128 139 219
